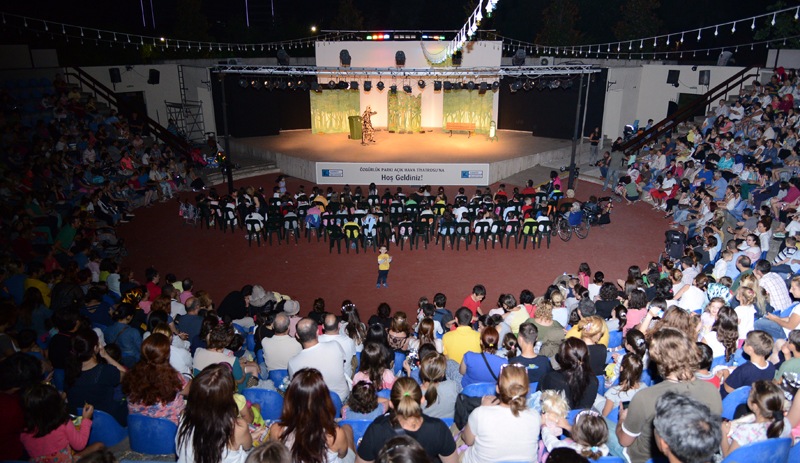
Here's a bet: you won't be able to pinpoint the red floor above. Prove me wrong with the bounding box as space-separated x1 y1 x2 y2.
117 175 667 318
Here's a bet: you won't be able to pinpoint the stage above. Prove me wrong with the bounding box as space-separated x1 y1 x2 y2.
228 129 594 185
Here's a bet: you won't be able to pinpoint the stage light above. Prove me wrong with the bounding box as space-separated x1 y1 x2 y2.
238 77 248 88
433 81 442 91
548 79 561 89
561 79 573 89
522 80 532 91
286 80 294 89
479 82 488 94
403 85 412 93
252 79 263 90
395 51 406 66
363 81 372 91
278 81 287 90
512 49 526 66
349 81 359 90
418 80 426 89
510 80 522 92
443 81 453 91
491 81 500 91
299 81 309 91
339 49 351 66
277 49 290 65
328 80 336 89
311 81 321 92
536 80 547 90
389 85 398 93
377 81 385 90
338 81 349 89
466 81 475 91
452 51 462 66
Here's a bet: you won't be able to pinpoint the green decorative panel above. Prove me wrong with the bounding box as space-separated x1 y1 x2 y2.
387 91 422 133
310 90 360 134
442 91 494 134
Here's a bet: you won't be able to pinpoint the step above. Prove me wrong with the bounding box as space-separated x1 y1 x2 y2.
204 162 280 186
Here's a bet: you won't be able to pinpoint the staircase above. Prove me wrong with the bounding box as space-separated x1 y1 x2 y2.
619 66 761 156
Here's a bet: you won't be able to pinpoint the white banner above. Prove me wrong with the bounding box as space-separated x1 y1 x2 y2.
316 162 489 186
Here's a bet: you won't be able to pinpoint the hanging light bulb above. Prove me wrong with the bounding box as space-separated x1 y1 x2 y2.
731 22 736 33
127 35 130 43
653 37 657 47
697 29 701 41
714 26 718 36
629 42 633 50
61 24 65 33
772 13 776 26
795 7 799 20
80 27 84 36
43 21 48 31
639 39 643 49
666 35 670 45
113 33 117 41
23 18 27 27
97 30 101 39
752 18 756 30
680 33 684 43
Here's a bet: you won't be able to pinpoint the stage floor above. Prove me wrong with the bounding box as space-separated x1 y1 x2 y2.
234 129 572 164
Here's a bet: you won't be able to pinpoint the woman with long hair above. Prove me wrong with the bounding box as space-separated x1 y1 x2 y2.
177 363 253 463
408 319 442 353
102 302 142 367
418 353 457 420
65 328 128 425
387 312 412 352
577 316 607 376
459 327 507 388
461 364 540 463
538 338 599 409
122 333 189 424
341 301 367 352
355 378 456 463
269 368 355 463
701 306 739 362
602 354 646 416
353 342 396 391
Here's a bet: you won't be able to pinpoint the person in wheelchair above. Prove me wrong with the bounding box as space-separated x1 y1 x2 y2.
582 196 601 224
567 202 584 227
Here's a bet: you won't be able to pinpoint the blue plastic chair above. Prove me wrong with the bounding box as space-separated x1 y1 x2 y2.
267 369 289 387
567 409 582 425
242 388 284 421
640 369 654 386
339 419 373 445
128 414 178 455
788 439 800 462
720 437 791 463
596 375 607 395
721 386 751 420
377 389 391 399
608 331 623 349
246 333 256 353
593 457 624 463
607 406 619 423
87 409 127 447
710 349 747 371
462 382 496 397
232 323 247 336
441 417 454 428
392 352 407 375
330 391 343 418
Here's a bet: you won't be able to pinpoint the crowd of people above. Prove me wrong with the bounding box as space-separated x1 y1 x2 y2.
4 67 800 463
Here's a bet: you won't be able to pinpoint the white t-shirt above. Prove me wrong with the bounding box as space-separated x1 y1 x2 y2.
288 341 350 401
588 283 602 301
678 285 706 312
552 307 569 327
702 331 727 359
319 333 357 377
461 405 540 463
734 304 756 341
261 335 302 371
177 427 249 463
782 303 800 337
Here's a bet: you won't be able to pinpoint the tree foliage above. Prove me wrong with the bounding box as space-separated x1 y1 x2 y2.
331 0 365 31
536 0 582 46
754 1 800 49
613 0 662 41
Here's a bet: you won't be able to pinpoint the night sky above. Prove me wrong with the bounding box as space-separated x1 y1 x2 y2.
0 1 786 65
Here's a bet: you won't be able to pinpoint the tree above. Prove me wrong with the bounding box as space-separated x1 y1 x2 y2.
754 1 800 49
613 0 662 41
331 0 364 31
536 0 582 46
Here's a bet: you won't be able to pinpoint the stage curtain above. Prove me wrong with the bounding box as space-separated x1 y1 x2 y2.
310 90 360 134
442 91 494 134
387 91 422 133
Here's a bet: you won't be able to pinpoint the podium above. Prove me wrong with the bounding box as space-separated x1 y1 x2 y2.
348 116 363 141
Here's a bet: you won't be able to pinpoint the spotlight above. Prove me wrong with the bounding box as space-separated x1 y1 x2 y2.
339 49 351 66
451 51 462 66
418 80 426 89
389 85 397 93
299 81 309 91
349 81 359 90
363 81 372 91
561 79 573 89
536 79 547 90
443 81 453 90
238 77 248 88
278 81 287 90
466 81 475 91
395 51 406 66
512 49 526 66
277 49 290 65
338 81 349 89
548 79 561 89
328 80 336 89
691 65 698 71
403 85 412 93
491 81 500 91
377 81 385 91
479 82 488 93
510 80 522 92
433 80 442 91
522 80 532 91
252 79 263 90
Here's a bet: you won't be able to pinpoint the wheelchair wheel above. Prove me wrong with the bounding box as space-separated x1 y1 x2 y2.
557 218 572 241
575 220 590 239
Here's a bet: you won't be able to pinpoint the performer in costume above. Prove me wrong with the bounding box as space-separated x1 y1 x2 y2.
362 106 377 145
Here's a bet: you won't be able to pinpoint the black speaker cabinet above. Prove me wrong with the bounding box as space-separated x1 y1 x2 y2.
109 68 121 83
147 69 160 85
666 70 680 85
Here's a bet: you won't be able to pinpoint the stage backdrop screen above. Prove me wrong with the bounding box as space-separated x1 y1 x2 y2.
310 90 360 134
442 91 494 134
387 92 421 133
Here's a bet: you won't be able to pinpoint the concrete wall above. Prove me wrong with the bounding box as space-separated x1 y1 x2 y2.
766 49 800 69
314 41 502 128
180 65 217 136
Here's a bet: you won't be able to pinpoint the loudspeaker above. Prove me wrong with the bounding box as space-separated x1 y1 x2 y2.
339 49 351 66
698 70 710 86
147 69 160 85
395 51 406 66
109 68 121 83
666 70 680 85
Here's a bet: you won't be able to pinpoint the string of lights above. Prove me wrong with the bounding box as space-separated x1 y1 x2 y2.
0 11 353 52
487 4 799 58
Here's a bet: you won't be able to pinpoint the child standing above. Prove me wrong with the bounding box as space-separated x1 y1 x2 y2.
376 246 392 288
21 383 104 463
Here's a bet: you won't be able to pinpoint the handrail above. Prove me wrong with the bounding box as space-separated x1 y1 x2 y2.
620 66 759 155
64 67 191 155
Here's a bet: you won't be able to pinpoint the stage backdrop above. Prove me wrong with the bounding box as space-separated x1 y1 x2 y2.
442 91 494 134
387 91 422 133
309 90 360 134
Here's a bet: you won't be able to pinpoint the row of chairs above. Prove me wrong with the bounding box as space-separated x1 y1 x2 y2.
82 410 177 455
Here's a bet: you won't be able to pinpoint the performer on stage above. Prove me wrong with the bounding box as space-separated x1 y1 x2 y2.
362 106 377 145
